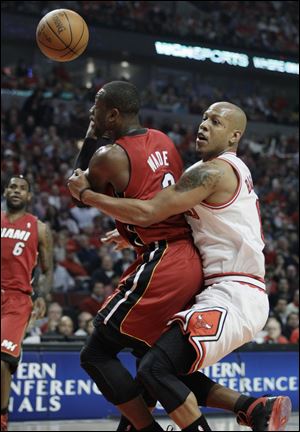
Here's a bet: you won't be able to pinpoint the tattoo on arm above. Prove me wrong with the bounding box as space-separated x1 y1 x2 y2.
175 162 224 192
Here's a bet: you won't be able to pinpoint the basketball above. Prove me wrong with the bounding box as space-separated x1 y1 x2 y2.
36 9 89 62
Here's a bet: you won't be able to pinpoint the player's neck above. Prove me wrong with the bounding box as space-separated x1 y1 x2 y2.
6 209 27 222
116 119 142 139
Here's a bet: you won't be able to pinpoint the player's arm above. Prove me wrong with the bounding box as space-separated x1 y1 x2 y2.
68 144 130 199
76 160 225 227
37 220 54 295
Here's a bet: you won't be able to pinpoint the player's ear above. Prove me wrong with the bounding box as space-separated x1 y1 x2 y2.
3 188 8 198
27 192 33 203
229 130 241 146
108 108 120 124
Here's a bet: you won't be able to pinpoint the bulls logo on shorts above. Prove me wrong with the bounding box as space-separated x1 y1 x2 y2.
170 306 227 372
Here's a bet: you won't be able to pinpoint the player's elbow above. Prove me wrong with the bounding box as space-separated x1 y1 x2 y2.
136 206 156 227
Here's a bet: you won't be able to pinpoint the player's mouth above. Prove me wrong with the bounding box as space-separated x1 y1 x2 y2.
197 132 208 142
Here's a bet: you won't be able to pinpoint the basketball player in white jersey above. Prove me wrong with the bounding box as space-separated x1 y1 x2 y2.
68 102 291 431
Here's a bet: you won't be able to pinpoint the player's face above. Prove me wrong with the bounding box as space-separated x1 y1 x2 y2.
196 108 232 161
90 89 119 138
4 178 31 211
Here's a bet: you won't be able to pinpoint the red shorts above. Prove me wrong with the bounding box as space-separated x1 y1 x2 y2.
98 238 203 347
1 290 33 369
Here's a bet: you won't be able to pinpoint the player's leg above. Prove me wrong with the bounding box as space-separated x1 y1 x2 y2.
1 360 11 431
138 324 211 431
1 292 33 432
80 324 163 431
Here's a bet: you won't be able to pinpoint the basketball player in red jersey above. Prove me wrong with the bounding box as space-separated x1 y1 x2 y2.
67 81 203 431
1 176 53 432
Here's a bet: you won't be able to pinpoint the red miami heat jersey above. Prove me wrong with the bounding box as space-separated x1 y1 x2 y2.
1 211 38 294
114 128 191 246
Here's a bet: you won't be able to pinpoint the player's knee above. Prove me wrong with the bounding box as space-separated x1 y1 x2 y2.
1 353 19 374
80 345 97 370
137 347 170 392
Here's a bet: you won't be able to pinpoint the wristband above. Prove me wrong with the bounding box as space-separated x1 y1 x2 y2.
79 187 91 202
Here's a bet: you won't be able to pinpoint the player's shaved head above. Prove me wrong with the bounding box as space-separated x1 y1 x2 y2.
208 101 247 138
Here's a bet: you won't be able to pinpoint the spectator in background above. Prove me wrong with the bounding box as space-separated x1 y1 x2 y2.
91 255 119 286
75 311 93 336
114 248 135 275
286 289 299 316
59 245 89 278
76 234 101 274
286 266 299 298
53 256 75 293
282 312 299 341
264 317 289 344
271 297 289 327
57 315 75 338
86 318 94 337
269 277 291 307
39 302 63 334
57 210 80 235
79 281 106 316
70 204 99 230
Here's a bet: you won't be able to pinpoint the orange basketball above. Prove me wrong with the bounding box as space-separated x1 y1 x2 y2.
36 9 89 62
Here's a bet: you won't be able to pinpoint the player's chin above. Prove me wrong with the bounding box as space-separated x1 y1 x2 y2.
7 200 26 210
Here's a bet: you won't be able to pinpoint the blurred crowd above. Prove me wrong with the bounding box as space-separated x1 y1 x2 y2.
2 1 299 56
2 61 299 126
1 60 299 346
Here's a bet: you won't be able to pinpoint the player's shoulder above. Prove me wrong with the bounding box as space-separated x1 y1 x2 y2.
92 143 127 163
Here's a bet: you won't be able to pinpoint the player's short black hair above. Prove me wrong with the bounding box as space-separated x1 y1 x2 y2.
7 175 31 192
101 81 140 114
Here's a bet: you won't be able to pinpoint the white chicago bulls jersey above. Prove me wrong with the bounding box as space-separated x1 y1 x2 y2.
186 151 265 291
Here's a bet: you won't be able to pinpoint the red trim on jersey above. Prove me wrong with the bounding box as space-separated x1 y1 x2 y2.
204 272 265 283
201 157 242 209
238 282 267 293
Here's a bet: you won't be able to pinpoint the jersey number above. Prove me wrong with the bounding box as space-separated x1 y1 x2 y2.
161 173 176 189
12 242 25 256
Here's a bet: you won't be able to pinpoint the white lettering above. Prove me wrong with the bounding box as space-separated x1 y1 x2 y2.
65 380 76 395
49 396 61 412
147 152 169 172
50 380 64 395
36 396 47 412
36 380 48 396
77 380 91 395
155 151 163 165
162 151 169 166
147 157 157 173
1 339 17 352
240 377 252 392
277 377 289 391
18 397 33 412
23 380 35 396
16 363 56 380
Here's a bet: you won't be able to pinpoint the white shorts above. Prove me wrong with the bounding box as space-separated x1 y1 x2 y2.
168 281 269 373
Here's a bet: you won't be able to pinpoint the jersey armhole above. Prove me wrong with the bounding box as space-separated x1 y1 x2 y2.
202 158 241 209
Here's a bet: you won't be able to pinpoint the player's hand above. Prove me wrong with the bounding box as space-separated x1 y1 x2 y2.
86 117 97 140
101 229 131 251
32 297 46 321
67 168 91 201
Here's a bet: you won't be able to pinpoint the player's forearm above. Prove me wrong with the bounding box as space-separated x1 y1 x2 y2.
81 189 156 226
74 137 99 170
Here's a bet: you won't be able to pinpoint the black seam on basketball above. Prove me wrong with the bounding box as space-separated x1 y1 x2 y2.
70 17 86 50
37 38 73 52
45 19 77 55
59 17 86 57
62 11 74 51
59 42 86 58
